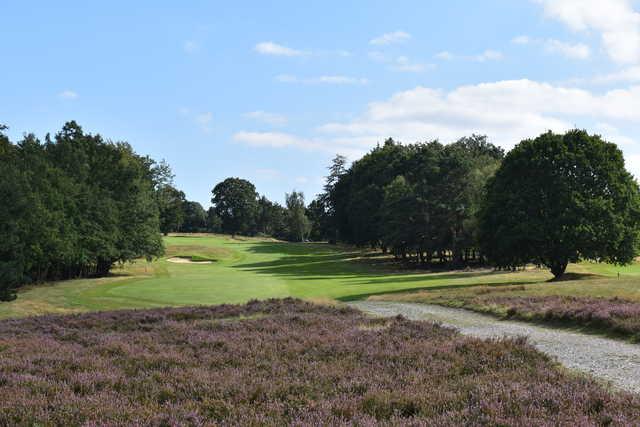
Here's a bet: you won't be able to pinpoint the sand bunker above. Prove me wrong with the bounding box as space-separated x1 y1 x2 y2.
167 257 213 264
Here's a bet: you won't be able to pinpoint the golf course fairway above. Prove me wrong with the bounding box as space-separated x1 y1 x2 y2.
3 234 640 319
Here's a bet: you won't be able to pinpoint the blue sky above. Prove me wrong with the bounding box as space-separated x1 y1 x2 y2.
3 0 640 207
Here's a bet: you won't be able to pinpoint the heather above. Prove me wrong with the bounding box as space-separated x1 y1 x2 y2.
1 299 639 425
462 295 640 341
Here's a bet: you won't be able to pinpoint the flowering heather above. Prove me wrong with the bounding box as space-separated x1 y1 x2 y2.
0 298 639 425
470 295 640 341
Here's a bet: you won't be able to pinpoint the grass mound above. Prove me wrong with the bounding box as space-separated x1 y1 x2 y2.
0 299 638 425
164 242 233 263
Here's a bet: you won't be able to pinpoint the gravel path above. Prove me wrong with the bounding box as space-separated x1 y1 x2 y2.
349 301 640 394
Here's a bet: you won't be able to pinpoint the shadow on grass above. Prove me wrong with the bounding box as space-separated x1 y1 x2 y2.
232 242 551 302
547 272 600 282
235 242 516 280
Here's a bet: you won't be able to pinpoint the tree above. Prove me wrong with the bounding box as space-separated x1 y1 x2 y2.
181 201 207 232
211 178 258 237
380 176 419 260
256 196 288 238
306 197 329 241
480 130 640 279
309 154 348 243
157 185 186 235
206 207 222 233
0 121 164 297
285 191 311 242
0 126 26 300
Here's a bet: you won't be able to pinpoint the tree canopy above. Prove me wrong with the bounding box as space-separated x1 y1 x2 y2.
479 130 640 278
211 178 259 236
0 122 164 300
314 136 504 266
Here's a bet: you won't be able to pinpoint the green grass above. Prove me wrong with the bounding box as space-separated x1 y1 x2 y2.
3 233 640 319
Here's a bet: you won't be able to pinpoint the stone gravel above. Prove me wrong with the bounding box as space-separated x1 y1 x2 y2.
349 301 640 394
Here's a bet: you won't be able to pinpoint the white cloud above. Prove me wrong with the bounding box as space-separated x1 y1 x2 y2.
369 52 432 72
59 90 78 100
392 56 432 73
233 79 640 172
319 80 640 143
432 50 503 62
195 112 213 132
535 0 640 64
592 66 640 84
276 74 369 85
434 51 454 60
544 39 591 59
183 40 199 54
368 51 387 62
255 41 304 56
316 76 369 85
369 30 411 45
594 122 636 146
474 50 504 62
513 35 591 60
295 176 309 184
244 111 288 126
233 131 317 149
511 35 532 45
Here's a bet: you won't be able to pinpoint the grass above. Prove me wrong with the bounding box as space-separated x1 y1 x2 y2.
4 234 640 324
1 298 639 425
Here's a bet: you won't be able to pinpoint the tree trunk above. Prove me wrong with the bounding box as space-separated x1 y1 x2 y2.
96 258 112 277
549 259 568 279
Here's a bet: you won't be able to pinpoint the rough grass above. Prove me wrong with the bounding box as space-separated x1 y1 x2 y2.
0 298 639 425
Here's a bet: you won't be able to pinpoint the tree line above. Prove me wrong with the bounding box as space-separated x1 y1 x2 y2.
308 135 504 265
0 122 166 300
155 129 640 279
159 177 312 242
307 130 640 279
2 121 638 302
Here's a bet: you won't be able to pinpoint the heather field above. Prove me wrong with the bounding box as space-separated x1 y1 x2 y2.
1 298 639 425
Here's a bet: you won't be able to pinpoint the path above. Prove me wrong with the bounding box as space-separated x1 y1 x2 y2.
349 301 640 394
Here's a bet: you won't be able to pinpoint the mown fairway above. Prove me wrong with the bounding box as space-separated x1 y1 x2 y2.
3 234 640 319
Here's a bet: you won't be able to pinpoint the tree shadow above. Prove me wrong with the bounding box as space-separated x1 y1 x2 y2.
547 272 600 282
234 242 541 288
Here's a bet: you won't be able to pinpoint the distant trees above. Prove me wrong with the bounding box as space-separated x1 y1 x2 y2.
256 196 288 238
211 178 259 237
180 201 207 232
0 122 164 300
315 136 503 266
157 185 186 235
479 130 640 279
285 191 311 242
206 178 311 241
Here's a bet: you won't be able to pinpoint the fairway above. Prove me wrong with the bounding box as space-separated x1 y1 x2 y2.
3 234 640 319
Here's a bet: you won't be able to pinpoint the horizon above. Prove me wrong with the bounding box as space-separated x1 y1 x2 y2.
4 0 640 207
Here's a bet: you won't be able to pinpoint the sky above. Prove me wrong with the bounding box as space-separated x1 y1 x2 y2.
3 0 640 207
